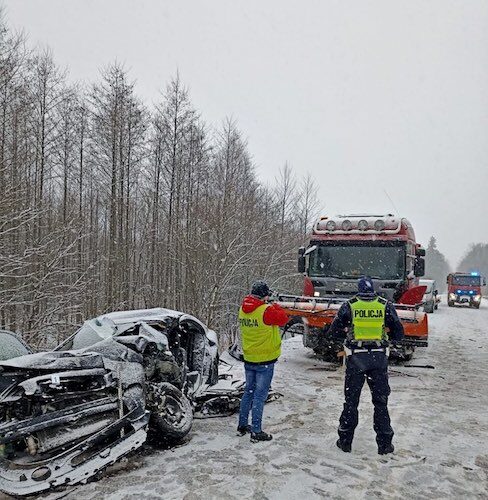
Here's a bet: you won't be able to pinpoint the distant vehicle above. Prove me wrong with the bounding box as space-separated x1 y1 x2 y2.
447 272 486 308
419 279 439 313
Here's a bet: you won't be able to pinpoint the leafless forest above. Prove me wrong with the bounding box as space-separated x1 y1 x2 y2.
2 10 486 351
0 17 320 348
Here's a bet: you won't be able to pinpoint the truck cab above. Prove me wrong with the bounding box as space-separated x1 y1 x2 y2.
298 214 426 303
447 272 485 308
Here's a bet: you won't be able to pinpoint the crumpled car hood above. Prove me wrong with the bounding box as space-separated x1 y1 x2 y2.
0 337 144 372
0 351 105 371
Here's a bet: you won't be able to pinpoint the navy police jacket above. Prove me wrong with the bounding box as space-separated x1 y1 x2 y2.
328 292 404 345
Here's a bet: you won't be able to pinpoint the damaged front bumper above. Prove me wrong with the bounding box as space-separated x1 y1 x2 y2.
0 347 150 497
0 406 149 497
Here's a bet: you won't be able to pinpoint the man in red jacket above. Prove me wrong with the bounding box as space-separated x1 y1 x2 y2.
237 281 289 442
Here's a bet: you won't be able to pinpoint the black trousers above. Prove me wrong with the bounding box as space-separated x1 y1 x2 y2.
338 351 394 446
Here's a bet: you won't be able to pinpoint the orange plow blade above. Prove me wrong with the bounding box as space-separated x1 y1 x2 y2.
277 298 428 347
395 308 428 344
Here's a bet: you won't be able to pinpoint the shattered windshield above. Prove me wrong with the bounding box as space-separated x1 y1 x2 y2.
57 318 117 351
451 275 481 286
309 243 406 280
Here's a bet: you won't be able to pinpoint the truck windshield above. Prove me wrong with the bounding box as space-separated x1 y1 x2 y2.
451 276 481 286
309 243 405 280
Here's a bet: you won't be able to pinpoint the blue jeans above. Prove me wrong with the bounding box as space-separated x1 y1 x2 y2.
238 362 275 433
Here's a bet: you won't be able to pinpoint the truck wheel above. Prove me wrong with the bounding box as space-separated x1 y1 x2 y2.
148 382 193 443
313 347 341 362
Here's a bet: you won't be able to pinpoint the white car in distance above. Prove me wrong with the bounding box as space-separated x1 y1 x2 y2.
419 279 439 313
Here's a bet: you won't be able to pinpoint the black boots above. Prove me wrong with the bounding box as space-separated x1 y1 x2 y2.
250 431 273 443
239 426 272 442
336 439 394 454
378 443 394 455
237 425 251 436
336 439 352 453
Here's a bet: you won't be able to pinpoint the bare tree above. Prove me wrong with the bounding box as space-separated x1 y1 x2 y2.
0 14 322 350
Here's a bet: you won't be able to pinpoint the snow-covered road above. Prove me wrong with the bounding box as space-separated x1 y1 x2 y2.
74 300 488 499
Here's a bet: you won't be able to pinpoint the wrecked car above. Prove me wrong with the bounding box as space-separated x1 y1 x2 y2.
0 308 219 496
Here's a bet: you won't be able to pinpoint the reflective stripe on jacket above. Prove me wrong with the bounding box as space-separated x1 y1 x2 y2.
350 297 387 341
239 303 282 363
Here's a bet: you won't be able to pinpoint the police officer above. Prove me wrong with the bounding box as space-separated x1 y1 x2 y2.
237 281 288 442
328 276 404 454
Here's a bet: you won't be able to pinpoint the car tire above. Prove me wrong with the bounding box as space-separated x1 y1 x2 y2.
448 301 454 307
424 301 434 313
148 382 193 443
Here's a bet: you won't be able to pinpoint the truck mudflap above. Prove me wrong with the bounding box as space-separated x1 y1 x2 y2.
0 407 149 497
276 295 428 347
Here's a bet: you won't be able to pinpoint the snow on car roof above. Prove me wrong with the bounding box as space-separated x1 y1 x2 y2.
94 308 215 343
100 308 185 324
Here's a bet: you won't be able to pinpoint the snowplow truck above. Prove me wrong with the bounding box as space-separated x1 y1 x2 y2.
277 214 428 360
447 272 486 308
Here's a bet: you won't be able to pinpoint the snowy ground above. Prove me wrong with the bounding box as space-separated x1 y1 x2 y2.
42 299 488 499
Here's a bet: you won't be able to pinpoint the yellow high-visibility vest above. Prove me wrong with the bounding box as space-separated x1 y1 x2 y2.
350 297 387 341
239 304 281 363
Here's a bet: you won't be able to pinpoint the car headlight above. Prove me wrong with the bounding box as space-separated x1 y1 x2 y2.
474 295 481 302
449 293 456 300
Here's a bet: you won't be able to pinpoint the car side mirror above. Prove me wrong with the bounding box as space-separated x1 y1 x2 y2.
414 258 425 277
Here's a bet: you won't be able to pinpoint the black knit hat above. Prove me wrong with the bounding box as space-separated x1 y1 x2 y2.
251 280 271 298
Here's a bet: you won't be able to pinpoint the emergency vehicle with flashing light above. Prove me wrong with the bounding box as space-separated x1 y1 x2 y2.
447 272 485 309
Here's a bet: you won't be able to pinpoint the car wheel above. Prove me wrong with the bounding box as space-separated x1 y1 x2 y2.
424 301 434 313
148 382 193 443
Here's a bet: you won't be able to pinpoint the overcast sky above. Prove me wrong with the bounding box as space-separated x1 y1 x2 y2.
4 0 488 266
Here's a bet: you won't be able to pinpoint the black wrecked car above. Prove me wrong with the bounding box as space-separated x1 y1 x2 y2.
0 308 219 496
